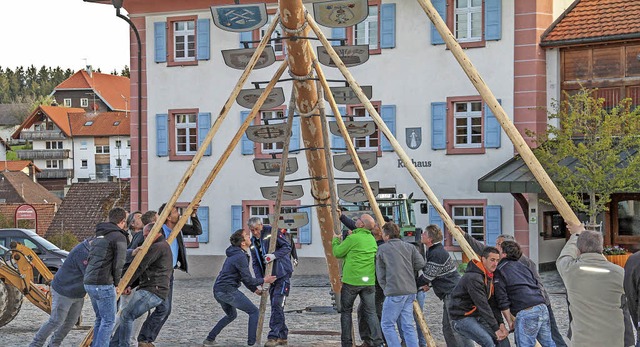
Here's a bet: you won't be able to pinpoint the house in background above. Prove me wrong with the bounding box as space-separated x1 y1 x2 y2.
52 67 130 113
0 160 41 181
0 103 28 143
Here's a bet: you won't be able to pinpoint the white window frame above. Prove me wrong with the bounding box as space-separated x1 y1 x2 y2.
454 0 483 43
452 205 485 244
80 98 89 107
260 110 286 154
127 159 131 167
95 145 110 154
63 99 72 107
354 5 379 49
115 158 122 168
81 160 88 168
352 106 380 152
259 14 285 56
115 140 122 149
46 160 64 169
453 101 482 148
173 20 196 62
127 140 131 148
80 141 87 150
175 113 198 155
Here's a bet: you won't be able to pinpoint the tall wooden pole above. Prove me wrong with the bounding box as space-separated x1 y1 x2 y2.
278 0 342 295
415 0 579 226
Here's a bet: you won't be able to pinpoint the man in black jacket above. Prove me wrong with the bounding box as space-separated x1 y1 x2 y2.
137 203 202 347
83 207 129 347
448 246 509 347
494 241 553 347
110 223 173 347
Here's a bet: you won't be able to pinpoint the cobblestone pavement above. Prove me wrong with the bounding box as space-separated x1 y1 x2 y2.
2 271 570 347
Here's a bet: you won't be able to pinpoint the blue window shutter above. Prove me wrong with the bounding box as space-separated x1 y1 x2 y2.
240 31 253 48
290 116 300 151
484 99 501 148
156 114 168 157
431 102 446 150
196 206 210 243
380 3 396 49
380 105 396 152
331 28 346 46
428 205 444 231
485 205 502 247
299 207 312 244
332 106 347 152
240 111 254 155
231 205 242 233
431 0 446 45
154 22 167 63
197 19 211 60
198 112 212 156
485 0 502 41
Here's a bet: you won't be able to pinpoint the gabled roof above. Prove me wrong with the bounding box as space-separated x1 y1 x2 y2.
46 181 130 240
541 0 640 47
69 112 130 136
0 171 62 205
12 105 84 139
0 160 41 173
55 70 130 111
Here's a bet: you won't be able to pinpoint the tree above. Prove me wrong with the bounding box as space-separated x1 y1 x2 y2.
531 88 640 224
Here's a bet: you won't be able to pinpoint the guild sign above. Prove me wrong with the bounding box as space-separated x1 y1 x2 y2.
317 45 370 68
237 88 286 110
329 120 376 137
326 86 372 105
260 185 304 201
406 127 422 150
221 47 276 70
246 123 289 143
313 0 369 28
333 151 378 172
211 4 268 32
269 212 309 229
337 181 380 203
253 158 299 176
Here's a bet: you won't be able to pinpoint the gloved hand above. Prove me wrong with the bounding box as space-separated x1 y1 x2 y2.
293 258 299 267
264 253 276 263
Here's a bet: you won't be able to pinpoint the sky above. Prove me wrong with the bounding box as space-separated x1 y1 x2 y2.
0 0 130 73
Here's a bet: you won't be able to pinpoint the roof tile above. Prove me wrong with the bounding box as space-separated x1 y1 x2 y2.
55 70 130 111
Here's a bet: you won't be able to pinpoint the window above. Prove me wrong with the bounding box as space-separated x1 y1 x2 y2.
443 96 487 154
80 98 89 107
354 5 379 50
95 145 110 154
543 211 567 240
166 16 198 66
127 140 131 148
45 141 63 150
349 102 381 153
255 13 285 57
80 141 87 150
45 160 64 169
260 110 285 154
613 194 640 244
454 0 482 43
442 199 488 248
115 140 122 149
63 99 72 107
81 160 88 168
242 199 304 244
175 113 197 155
454 101 482 148
452 205 485 242
127 159 131 167
115 158 122 167
85 121 93 126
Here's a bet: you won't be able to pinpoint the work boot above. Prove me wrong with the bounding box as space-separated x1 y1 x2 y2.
264 339 278 347
275 338 288 346
138 343 156 347
202 338 217 346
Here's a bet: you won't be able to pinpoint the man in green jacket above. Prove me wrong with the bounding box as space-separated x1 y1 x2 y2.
332 213 384 347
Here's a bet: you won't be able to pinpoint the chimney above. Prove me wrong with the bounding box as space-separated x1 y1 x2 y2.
86 65 93 77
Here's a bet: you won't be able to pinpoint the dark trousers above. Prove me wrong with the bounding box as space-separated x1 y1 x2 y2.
138 273 173 342
341 283 383 347
547 304 567 347
358 283 385 345
207 289 259 345
268 277 290 340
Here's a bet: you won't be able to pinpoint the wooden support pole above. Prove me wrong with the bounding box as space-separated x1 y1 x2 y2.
79 19 283 347
306 14 479 262
415 0 579 226
414 300 437 347
255 89 297 344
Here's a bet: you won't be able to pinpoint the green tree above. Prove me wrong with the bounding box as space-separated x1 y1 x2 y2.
531 88 640 224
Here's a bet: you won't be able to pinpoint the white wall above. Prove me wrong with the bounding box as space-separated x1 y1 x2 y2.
73 138 96 180
109 136 131 179
143 1 517 258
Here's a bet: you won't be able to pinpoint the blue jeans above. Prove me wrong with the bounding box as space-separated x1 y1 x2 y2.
514 304 555 347
138 273 173 342
382 294 418 347
451 316 510 347
85 284 117 347
207 289 259 345
341 283 383 347
268 277 290 340
110 290 163 347
30 288 84 347
397 291 426 347
442 294 474 347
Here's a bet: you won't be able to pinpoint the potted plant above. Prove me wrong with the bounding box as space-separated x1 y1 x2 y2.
603 246 630 267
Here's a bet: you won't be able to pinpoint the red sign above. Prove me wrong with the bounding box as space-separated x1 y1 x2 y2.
16 204 36 220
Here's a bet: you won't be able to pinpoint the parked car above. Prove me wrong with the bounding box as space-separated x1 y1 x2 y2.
0 228 68 282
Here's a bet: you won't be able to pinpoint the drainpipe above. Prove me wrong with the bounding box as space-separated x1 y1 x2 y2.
112 0 142 211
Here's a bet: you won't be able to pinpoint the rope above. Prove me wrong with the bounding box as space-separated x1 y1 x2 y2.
280 10 309 34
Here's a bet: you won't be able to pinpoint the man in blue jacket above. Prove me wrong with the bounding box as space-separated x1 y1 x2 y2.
203 229 276 346
249 217 293 347
30 237 94 347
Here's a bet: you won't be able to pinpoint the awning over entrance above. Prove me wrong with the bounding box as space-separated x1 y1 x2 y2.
477 156 543 193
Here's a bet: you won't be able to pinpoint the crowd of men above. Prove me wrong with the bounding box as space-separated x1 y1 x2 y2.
27 204 639 347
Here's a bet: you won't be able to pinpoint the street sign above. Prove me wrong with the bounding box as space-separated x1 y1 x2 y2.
211 4 268 32
269 212 309 229
325 86 372 104
317 45 369 67
253 158 299 176
237 87 285 110
260 185 304 201
329 120 376 137
221 47 276 70
313 0 369 28
246 123 289 143
333 151 378 172
337 181 379 202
